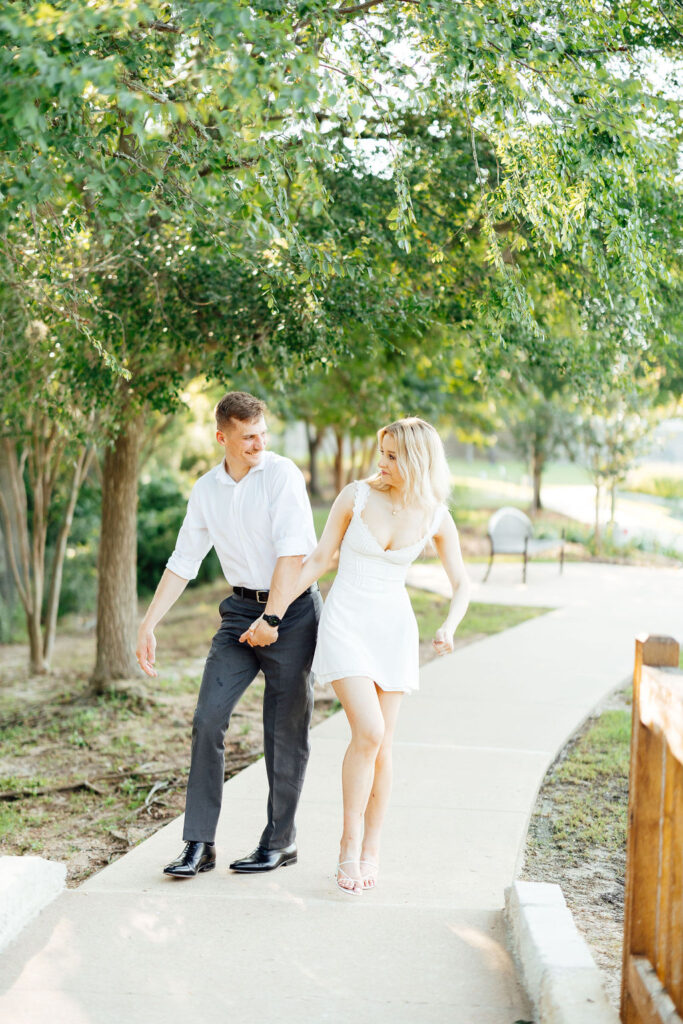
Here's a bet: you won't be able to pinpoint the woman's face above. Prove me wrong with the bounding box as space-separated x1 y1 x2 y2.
377 432 403 489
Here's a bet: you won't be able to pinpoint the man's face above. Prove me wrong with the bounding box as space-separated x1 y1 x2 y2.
217 415 268 472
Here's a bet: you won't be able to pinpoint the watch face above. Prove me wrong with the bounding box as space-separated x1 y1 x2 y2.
263 614 281 627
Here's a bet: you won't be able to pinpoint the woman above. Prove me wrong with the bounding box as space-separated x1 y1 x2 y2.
243 417 470 895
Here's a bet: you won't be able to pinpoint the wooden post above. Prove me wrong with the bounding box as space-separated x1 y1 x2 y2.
621 634 681 1024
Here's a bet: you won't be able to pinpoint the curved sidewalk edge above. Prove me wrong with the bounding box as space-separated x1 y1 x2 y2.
0 857 66 954
506 880 620 1024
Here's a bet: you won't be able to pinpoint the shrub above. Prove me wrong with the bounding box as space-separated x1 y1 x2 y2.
137 475 222 594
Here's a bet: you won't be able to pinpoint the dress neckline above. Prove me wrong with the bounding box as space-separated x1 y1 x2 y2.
354 482 433 553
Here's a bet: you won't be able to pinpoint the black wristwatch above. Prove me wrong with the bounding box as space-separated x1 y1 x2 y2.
262 613 282 628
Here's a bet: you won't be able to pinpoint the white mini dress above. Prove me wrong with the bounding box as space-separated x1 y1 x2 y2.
312 481 446 693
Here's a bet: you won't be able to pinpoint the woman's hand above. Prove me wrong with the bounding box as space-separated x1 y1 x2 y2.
239 616 279 647
432 626 454 657
136 624 158 677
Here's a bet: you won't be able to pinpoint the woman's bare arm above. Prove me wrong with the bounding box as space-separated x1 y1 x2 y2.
239 484 355 644
431 510 471 656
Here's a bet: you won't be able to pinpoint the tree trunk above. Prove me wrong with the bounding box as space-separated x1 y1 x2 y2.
531 446 544 513
91 421 141 689
27 609 47 674
0 447 21 638
43 445 94 664
609 481 617 526
305 423 324 498
594 480 602 556
333 429 345 495
0 440 48 673
346 436 358 485
359 436 377 479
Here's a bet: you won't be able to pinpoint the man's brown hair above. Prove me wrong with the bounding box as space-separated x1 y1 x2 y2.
215 391 266 431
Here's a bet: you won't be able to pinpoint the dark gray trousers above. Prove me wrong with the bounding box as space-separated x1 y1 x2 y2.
182 588 322 847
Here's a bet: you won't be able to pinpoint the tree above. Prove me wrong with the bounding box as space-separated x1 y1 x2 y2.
2 2 681 352
571 371 660 553
2 0 681 682
0 308 98 672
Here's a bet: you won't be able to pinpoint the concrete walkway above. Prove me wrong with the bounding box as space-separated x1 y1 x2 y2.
1 562 681 1023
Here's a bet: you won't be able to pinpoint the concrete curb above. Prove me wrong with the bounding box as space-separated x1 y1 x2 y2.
0 855 66 953
505 880 620 1024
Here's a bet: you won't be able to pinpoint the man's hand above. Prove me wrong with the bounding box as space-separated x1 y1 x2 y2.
136 625 158 677
239 617 279 647
432 626 454 657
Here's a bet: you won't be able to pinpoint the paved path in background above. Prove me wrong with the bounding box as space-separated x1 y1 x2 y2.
452 471 683 554
541 484 683 555
1 562 681 1023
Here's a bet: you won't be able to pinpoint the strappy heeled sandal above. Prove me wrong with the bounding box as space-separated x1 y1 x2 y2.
336 860 363 896
360 859 379 890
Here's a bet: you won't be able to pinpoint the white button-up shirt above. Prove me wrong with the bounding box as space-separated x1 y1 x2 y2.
166 451 316 588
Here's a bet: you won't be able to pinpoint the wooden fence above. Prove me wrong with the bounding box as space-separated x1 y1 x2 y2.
621 634 683 1024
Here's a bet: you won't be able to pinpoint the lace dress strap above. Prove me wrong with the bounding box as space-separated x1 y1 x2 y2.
352 479 371 517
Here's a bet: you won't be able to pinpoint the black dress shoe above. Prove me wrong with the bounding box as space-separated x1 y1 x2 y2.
163 841 216 878
229 843 297 873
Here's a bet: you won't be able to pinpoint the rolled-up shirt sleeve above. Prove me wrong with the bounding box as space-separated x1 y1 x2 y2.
166 484 213 581
269 460 317 558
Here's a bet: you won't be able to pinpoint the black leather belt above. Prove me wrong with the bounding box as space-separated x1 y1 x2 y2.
232 584 318 604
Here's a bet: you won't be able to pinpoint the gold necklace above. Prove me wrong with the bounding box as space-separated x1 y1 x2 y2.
390 494 405 517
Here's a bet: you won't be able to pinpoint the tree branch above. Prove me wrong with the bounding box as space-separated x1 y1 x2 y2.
2 440 32 612
148 20 181 34
337 0 418 14
0 486 29 611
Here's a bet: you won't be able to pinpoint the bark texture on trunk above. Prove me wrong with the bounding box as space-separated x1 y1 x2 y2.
0 448 21 634
0 439 49 673
358 436 377 480
44 446 94 664
305 423 323 498
346 436 357 485
531 447 544 513
594 480 602 555
92 422 141 689
333 429 345 495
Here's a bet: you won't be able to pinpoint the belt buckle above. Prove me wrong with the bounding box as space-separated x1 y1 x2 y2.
256 590 268 604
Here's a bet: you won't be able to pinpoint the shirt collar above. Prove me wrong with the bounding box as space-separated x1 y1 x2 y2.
214 453 268 486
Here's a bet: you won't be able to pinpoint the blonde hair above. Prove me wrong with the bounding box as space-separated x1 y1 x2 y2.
370 417 451 511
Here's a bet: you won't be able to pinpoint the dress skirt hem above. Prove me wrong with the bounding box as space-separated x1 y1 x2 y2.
313 669 415 694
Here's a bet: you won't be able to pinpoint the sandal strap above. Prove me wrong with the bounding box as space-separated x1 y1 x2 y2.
336 861 361 880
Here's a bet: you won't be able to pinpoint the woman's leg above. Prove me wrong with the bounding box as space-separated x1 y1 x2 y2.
332 676 385 892
360 687 404 885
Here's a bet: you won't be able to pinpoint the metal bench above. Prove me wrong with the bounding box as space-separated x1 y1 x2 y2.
483 506 565 583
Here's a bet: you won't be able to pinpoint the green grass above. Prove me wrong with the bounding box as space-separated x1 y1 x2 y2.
312 504 332 537
537 706 632 858
407 588 549 643
626 477 683 501
448 457 592 486
556 710 631 783
0 803 24 838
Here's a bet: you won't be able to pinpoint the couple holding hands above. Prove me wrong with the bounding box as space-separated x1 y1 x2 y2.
136 391 469 896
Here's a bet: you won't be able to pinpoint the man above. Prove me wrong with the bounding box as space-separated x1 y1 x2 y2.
136 391 321 877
